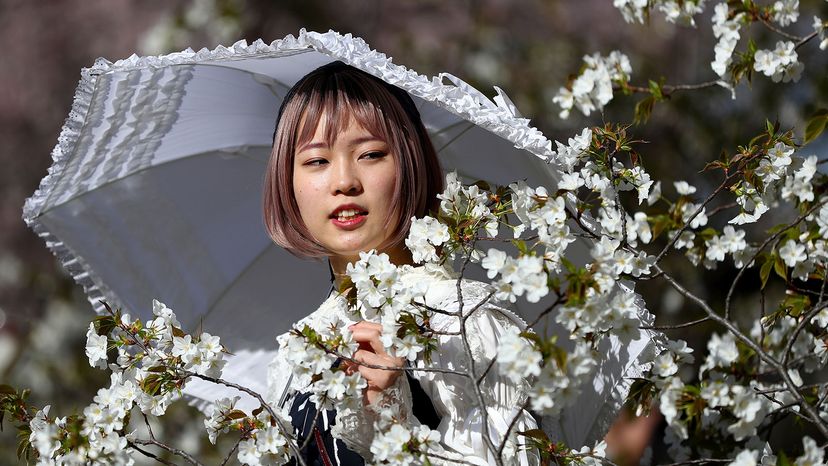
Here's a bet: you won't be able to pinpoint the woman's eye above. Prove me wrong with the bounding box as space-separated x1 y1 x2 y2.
360 151 387 160
304 158 328 166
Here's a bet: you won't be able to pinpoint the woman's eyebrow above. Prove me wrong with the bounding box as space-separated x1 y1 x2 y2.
297 136 385 154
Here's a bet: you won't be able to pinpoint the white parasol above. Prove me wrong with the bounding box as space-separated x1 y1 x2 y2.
23 29 656 447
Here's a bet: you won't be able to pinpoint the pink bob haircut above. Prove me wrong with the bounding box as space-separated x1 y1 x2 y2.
263 61 444 259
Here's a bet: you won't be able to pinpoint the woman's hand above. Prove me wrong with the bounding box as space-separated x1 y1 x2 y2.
344 321 404 406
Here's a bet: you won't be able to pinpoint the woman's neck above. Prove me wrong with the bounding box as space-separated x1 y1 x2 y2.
329 245 414 289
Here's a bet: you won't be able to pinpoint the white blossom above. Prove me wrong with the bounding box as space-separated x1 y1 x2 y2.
371 423 414 464
727 385 770 441
658 0 706 26
754 41 803 83
730 449 759 466
794 436 826 466
497 327 542 383
553 51 631 118
772 0 799 27
237 438 262 465
674 181 697 195
653 352 679 377
614 0 648 23
712 4 744 78
701 379 732 407
406 216 450 264
779 239 807 268
815 16 828 50
85 323 108 369
703 332 739 371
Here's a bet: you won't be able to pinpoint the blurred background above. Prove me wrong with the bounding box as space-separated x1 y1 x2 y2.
1 0 826 464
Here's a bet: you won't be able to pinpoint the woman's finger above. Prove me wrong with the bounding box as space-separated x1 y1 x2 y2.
351 349 403 390
349 327 387 356
350 321 383 332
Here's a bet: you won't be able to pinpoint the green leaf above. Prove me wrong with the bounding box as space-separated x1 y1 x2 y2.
511 240 528 255
225 410 247 420
777 450 792 466
760 257 773 289
773 253 787 280
519 429 549 442
633 96 655 125
648 79 664 100
804 109 828 144
472 180 491 192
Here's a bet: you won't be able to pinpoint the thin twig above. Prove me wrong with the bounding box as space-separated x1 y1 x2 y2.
299 404 324 453
619 80 721 96
130 438 203 466
496 397 532 461
640 316 710 330
707 202 738 217
757 15 804 42
128 441 177 466
657 459 732 466
526 294 565 329
795 30 820 50
220 436 244 466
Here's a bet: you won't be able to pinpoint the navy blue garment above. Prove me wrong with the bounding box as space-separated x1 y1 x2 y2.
286 390 364 466
285 363 441 465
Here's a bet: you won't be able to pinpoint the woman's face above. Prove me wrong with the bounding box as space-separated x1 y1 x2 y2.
292 112 399 262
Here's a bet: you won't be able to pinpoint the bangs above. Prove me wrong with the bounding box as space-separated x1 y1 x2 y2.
294 76 396 151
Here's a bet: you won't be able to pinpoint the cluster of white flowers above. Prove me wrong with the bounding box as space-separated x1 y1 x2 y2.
529 341 597 415
347 250 426 321
753 41 804 83
204 396 240 444
781 155 817 203
652 339 695 378
772 0 799 27
815 16 828 50
436 171 499 238
405 215 450 263
552 51 631 118
712 3 744 78
509 181 575 268
704 225 748 264
613 0 706 26
236 420 293 466
32 300 225 464
277 313 366 412
496 326 543 383
369 423 441 465
482 248 549 303
30 405 134 466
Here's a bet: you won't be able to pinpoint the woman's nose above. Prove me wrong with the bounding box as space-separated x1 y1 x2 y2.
333 160 362 195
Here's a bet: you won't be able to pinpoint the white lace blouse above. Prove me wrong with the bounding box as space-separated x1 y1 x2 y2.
265 263 541 465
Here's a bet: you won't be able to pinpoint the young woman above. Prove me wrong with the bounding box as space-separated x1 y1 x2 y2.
263 61 540 465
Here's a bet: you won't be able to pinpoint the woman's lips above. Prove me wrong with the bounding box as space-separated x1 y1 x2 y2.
331 213 368 230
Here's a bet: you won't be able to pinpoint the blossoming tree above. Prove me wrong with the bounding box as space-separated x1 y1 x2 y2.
3 1 828 465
